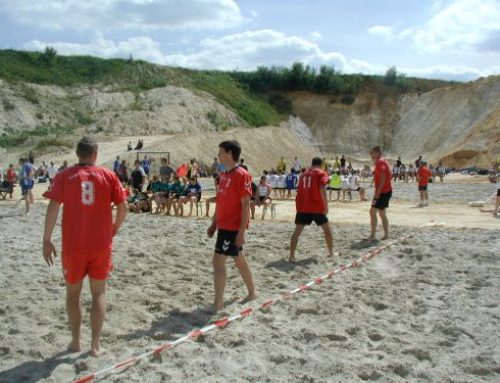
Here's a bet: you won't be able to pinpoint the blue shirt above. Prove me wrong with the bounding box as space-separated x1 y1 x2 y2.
141 159 151 171
113 160 120 172
286 173 298 189
186 183 202 195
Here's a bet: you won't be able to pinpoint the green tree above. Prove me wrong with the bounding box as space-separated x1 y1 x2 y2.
41 46 57 66
384 66 398 86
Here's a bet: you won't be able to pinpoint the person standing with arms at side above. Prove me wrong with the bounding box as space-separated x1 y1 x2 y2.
289 157 334 263
42 137 127 357
367 146 392 241
416 161 432 207
20 157 35 214
207 140 256 313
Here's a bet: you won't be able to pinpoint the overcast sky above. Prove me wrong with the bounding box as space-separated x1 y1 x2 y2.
0 0 499 81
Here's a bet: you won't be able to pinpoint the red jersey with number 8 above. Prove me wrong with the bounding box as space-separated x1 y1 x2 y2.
43 165 126 252
296 167 329 214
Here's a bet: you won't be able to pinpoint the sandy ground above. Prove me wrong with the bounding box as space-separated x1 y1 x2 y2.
0 177 499 383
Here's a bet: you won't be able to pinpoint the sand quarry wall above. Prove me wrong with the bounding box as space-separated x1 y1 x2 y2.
1 76 499 168
288 76 500 167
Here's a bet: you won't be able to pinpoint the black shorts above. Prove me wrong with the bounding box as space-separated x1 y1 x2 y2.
418 185 428 191
497 189 500 197
258 196 270 203
295 212 328 226
327 187 340 191
372 191 392 210
215 230 242 256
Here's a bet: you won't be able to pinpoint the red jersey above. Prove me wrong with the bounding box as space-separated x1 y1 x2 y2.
216 166 252 231
295 167 329 214
417 166 432 186
374 158 392 193
7 168 16 183
43 165 126 252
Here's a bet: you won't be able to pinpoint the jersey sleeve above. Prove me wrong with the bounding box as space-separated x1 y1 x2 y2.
239 172 252 199
111 173 127 204
319 171 329 186
42 173 64 203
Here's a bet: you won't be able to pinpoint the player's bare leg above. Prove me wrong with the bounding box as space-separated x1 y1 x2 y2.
89 278 107 357
320 223 334 257
379 209 389 240
66 280 84 352
212 253 227 311
367 207 378 241
234 253 257 304
289 224 305 262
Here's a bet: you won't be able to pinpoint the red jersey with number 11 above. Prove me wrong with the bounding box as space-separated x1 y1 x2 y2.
296 167 329 214
43 165 126 252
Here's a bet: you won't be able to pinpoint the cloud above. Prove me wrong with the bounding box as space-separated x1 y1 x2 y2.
410 0 500 53
310 31 323 41
368 25 393 39
1 0 244 31
24 34 166 63
22 29 498 81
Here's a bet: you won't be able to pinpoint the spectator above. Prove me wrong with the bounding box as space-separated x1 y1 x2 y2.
117 160 129 185
6 164 16 198
251 176 272 220
113 156 120 174
286 168 298 199
159 158 175 182
130 160 146 192
19 158 35 214
127 141 132 151
141 155 151 178
179 177 202 216
47 161 59 185
276 156 286 173
292 156 301 171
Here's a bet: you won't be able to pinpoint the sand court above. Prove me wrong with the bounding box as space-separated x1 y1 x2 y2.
0 177 499 382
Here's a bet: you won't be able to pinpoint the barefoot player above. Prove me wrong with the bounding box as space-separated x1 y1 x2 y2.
289 157 334 263
42 137 127 357
367 146 392 241
207 140 256 312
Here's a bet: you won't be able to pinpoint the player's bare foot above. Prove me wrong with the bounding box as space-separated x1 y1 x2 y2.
90 343 105 357
67 340 82 353
363 237 377 242
381 236 389 240
288 255 297 263
238 293 257 305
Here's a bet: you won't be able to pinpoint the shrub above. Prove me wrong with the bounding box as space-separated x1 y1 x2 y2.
2 98 15 111
74 110 94 125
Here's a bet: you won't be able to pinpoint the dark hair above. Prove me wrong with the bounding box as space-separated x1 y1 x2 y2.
76 137 98 159
371 146 382 154
219 140 241 162
311 157 323 167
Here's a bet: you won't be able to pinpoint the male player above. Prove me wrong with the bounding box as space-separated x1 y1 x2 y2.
207 140 256 312
367 146 392 241
289 157 334 263
42 137 127 356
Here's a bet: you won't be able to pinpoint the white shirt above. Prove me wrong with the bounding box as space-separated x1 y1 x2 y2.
47 165 59 178
258 184 270 197
277 174 286 188
349 175 359 190
340 175 350 190
293 160 301 170
268 174 279 188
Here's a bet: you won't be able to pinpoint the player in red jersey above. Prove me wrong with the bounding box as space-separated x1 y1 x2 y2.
207 140 256 312
416 161 432 207
42 137 127 357
367 146 392 241
289 157 334 263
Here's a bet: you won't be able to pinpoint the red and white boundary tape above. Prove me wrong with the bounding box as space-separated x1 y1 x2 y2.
72 229 430 383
